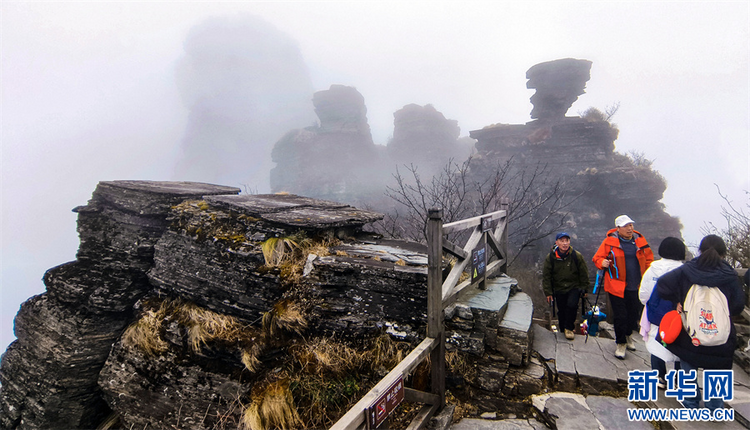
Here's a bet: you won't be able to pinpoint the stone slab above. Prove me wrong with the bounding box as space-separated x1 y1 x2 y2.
554 339 577 391
204 194 384 229
569 331 605 354
731 402 750 428
450 418 547 430
574 353 620 394
91 180 241 215
544 396 601 430
554 336 576 375
596 337 647 383
333 243 428 266
532 324 556 362
428 404 455 430
459 277 511 312
568 334 620 394
99 180 241 196
500 293 533 332
586 395 652 430
204 193 347 214
734 362 750 389
259 207 383 228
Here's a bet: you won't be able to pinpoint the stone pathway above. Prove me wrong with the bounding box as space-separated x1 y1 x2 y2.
444 324 750 429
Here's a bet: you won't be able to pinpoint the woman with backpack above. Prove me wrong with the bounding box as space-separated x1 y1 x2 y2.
656 234 744 411
638 237 686 388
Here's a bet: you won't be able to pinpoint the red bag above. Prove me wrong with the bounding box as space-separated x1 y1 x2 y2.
659 310 682 344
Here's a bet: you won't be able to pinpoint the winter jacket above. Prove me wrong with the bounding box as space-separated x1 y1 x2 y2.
638 258 683 363
656 258 744 369
639 258 683 325
542 247 590 296
593 229 654 298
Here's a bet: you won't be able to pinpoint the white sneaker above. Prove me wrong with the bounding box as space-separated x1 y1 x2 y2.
615 343 627 359
657 378 666 389
565 329 575 340
626 334 636 351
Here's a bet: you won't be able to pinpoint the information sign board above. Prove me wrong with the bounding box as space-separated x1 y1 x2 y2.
471 244 487 283
366 375 405 429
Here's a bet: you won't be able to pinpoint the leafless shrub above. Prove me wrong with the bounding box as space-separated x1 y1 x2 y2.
702 186 750 268
379 156 579 266
626 149 654 168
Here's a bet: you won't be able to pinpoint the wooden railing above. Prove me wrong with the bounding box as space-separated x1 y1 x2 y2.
330 204 509 430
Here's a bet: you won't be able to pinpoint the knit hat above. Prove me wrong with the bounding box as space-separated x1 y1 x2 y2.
658 237 686 261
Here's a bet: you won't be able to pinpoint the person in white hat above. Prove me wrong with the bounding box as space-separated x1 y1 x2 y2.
593 215 654 359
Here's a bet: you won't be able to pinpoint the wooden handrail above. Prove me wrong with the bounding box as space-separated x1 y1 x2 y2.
331 205 509 430
442 209 507 234
330 337 439 430
443 259 506 306
441 228 483 298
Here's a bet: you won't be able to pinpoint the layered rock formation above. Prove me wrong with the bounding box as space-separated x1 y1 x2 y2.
271 86 469 206
0 181 440 429
0 180 554 429
526 58 593 120
270 85 388 205
0 181 242 429
470 58 682 270
387 104 473 176
445 277 546 412
173 15 317 189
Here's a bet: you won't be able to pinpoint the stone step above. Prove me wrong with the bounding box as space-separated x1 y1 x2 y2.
533 323 650 394
444 275 515 357
496 292 533 366
532 392 653 430
530 322 750 428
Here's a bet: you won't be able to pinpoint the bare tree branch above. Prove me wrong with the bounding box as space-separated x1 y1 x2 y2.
379 156 582 267
701 185 750 267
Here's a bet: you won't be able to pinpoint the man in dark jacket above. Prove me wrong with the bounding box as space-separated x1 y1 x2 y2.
543 232 590 340
656 235 744 411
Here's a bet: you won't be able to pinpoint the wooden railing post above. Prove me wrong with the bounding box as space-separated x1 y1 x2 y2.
500 198 509 273
427 208 445 410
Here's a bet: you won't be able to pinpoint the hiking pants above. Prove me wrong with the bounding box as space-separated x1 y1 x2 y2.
609 290 642 344
554 288 580 332
680 360 723 411
651 355 681 381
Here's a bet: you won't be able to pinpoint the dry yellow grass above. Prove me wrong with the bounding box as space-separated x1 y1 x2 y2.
177 302 244 353
446 350 475 380
121 302 170 356
262 299 308 338
243 380 302 430
122 298 265 363
290 338 361 376
365 333 406 369
261 237 300 266
241 342 265 373
303 238 337 257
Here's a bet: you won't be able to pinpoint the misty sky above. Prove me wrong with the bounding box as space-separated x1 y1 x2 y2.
2 2 748 354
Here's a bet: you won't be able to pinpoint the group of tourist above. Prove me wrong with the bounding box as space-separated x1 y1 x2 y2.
542 214 745 411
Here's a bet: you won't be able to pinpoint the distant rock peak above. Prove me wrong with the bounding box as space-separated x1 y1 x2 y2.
526 58 593 120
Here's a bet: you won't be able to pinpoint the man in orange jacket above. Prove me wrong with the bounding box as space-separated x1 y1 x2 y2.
593 215 654 359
